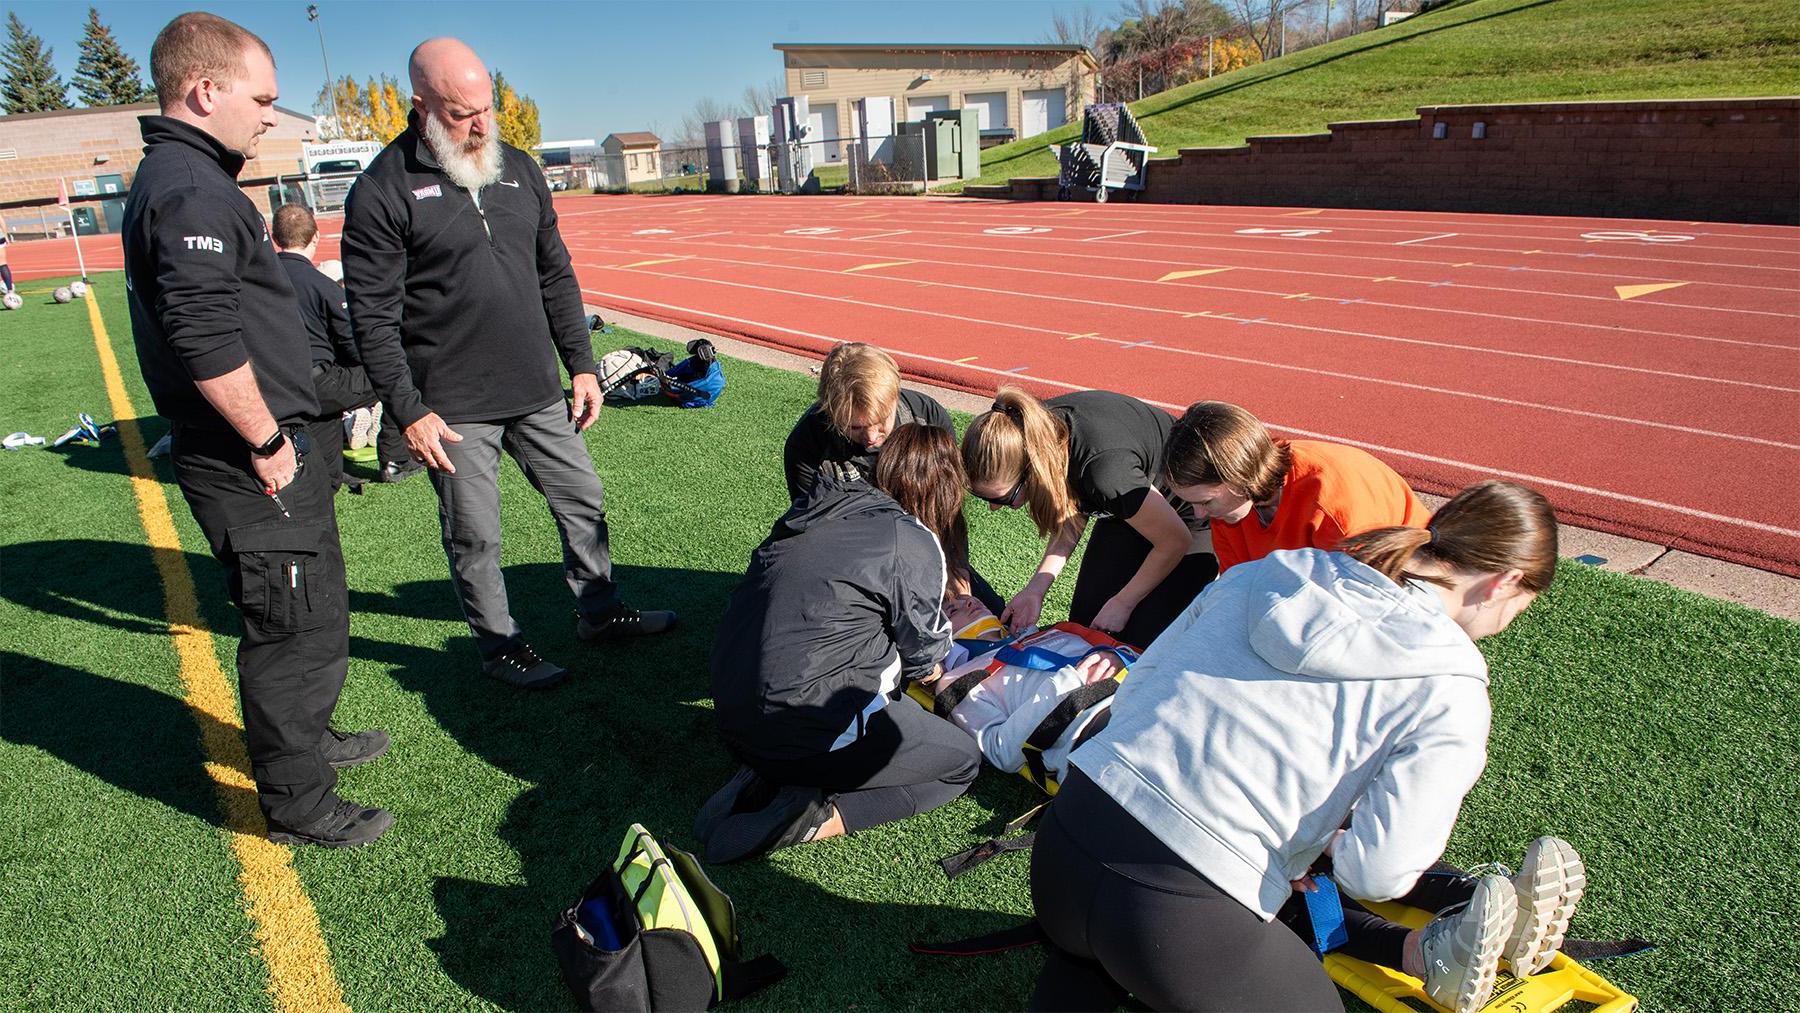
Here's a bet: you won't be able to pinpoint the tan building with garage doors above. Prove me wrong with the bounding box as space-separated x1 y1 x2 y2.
774 42 1098 159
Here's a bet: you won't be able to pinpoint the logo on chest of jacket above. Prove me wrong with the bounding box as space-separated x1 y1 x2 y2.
412 184 442 200
498 179 520 188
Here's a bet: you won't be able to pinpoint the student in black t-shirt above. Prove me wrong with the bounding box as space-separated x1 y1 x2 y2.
783 345 1005 613
962 386 1217 649
782 343 953 500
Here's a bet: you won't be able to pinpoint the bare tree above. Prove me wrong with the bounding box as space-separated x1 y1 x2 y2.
739 76 784 119
1225 0 1311 58
1045 6 1108 54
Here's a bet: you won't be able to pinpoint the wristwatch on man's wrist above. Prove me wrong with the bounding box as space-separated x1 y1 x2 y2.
249 428 287 457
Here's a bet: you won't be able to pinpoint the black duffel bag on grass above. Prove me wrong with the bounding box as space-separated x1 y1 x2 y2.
551 823 785 1012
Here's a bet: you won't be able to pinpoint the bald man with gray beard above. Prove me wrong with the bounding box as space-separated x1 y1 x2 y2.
342 38 674 689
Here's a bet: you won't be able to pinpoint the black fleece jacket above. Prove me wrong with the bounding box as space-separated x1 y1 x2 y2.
121 116 319 430
711 478 952 762
341 112 596 428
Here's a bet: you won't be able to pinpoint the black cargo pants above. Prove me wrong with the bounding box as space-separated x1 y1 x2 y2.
171 417 348 829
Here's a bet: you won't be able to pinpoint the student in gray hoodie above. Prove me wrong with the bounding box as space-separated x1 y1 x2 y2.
1028 481 1575 1013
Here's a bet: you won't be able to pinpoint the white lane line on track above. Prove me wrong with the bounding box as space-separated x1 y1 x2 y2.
578 283 1800 542
1083 230 1148 242
1396 233 1460 246
581 251 1800 447
567 207 1800 278
564 234 1800 356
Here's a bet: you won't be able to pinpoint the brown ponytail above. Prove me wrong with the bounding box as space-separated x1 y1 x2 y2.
961 386 1076 538
1339 480 1559 592
1164 401 1291 503
876 423 970 593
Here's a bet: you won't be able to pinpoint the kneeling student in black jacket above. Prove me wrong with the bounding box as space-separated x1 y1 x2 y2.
697 457 978 863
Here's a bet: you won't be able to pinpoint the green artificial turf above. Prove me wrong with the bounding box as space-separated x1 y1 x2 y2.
3 272 1797 1010
952 0 1800 191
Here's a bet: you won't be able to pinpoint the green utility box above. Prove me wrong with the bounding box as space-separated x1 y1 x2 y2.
924 108 982 181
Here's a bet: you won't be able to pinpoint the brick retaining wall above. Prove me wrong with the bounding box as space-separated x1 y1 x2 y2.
965 97 1800 224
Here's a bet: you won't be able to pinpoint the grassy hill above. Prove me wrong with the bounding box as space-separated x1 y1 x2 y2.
951 0 1800 191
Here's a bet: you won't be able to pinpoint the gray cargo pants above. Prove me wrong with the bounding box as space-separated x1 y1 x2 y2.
428 399 618 659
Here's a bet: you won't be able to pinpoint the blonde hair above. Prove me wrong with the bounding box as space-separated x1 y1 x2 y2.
961 386 1076 538
817 343 900 435
1164 401 1291 503
1339 480 1559 593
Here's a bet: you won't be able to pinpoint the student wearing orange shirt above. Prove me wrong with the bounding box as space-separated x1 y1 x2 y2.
1163 402 1428 572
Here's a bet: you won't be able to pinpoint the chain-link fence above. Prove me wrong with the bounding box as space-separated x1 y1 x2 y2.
845 132 927 195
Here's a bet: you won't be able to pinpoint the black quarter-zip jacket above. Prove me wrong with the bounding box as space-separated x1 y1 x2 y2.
341 113 596 428
122 116 320 430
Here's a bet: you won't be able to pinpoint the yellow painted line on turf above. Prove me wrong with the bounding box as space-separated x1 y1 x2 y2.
842 260 914 274
617 257 691 269
1157 268 1232 282
84 289 350 1013
953 355 979 364
1615 281 1689 301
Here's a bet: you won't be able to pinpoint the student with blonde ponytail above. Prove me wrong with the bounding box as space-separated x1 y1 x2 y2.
963 387 1213 647
1028 481 1586 1013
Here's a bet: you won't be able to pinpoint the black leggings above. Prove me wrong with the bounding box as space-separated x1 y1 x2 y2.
0 264 12 291
744 694 980 833
1069 516 1217 649
1278 862 1479 968
1028 771 1345 1012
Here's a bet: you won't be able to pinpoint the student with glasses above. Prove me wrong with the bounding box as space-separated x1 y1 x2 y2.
961 387 1215 649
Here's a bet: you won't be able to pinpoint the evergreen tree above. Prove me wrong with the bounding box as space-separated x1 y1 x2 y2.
72 7 148 107
2 12 71 114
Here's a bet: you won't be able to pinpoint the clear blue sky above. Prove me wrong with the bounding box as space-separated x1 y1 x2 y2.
10 1 1106 141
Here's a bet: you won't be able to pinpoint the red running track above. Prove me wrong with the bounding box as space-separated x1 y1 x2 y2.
15 195 1800 576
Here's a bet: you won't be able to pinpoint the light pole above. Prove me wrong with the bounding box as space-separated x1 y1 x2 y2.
307 4 339 137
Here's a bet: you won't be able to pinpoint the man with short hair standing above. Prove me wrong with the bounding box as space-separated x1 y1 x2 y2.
271 203 414 486
343 37 674 690
122 12 390 848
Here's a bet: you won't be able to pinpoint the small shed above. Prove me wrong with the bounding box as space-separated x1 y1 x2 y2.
600 132 663 185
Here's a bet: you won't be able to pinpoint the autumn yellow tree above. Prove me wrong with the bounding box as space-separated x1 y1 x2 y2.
315 74 371 139
365 74 408 142
491 71 541 152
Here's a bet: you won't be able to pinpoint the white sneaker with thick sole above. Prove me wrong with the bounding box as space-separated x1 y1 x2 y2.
1419 874 1517 1013
1503 836 1587 975
348 403 381 450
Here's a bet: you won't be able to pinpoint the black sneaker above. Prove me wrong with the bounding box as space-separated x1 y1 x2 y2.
380 459 424 483
319 727 391 769
693 765 776 846
482 643 568 689
576 601 678 642
267 798 394 848
703 785 834 863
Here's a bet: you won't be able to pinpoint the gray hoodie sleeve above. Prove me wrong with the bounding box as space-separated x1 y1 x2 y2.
1332 689 1491 901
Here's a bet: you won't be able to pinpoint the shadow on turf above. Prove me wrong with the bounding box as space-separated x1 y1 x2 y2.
0 651 261 830
351 560 1045 1009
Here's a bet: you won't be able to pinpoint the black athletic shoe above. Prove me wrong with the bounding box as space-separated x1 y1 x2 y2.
575 601 678 642
320 727 391 769
482 643 568 689
693 765 777 845
267 799 394 848
380 460 424 484
703 785 834 864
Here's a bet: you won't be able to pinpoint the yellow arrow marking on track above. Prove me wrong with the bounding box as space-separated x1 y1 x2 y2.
953 356 979 364
1157 268 1233 282
1615 282 1689 301
1066 332 1098 340
1281 209 1325 216
617 257 690 269
843 261 915 273
1372 276 1397 283
1452 262 1474 267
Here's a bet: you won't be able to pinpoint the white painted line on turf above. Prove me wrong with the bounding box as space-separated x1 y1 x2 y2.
577 285 1800 542
576 250 1799 446
1396 233 1460 246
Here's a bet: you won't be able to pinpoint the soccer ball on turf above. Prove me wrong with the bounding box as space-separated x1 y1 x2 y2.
68 281 88 298
53 286 73 304
2 291 22 311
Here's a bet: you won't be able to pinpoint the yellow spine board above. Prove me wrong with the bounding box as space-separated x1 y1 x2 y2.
1323 899 1637 1013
